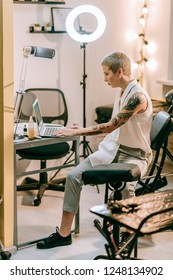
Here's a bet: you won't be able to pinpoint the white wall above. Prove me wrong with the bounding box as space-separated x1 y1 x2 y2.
13 0 171 150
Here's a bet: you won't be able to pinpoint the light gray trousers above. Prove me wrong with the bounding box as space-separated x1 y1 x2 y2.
63 146 150 215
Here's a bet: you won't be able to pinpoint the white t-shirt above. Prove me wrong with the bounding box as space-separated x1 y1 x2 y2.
89 79 153 166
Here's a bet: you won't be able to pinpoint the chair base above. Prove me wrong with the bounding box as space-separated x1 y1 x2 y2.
0 241 11 260
17 177 66 206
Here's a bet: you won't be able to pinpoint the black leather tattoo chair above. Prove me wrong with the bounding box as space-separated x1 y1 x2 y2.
82 94 173 259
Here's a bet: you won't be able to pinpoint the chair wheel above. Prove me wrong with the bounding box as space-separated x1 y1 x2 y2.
33 198 41 206
1 251 11 260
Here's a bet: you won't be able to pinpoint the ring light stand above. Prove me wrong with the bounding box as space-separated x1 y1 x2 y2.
80 42 93 157
66 5 106 158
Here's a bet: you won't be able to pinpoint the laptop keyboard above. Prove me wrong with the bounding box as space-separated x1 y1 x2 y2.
43 127 61 136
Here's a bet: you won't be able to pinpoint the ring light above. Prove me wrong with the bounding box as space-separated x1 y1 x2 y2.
65 5 106 43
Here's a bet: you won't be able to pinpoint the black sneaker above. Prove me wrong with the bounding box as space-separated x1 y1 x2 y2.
36 228 72 249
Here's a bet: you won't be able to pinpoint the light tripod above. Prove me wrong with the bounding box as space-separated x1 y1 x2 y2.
80 42 93 158
65 4 106 158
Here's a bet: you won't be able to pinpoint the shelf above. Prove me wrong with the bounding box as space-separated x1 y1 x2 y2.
157 79 173 96
29 25 66 33
157 79 173 86
13 1 65 4
30 30 67 33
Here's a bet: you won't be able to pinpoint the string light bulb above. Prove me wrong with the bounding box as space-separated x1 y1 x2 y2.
139 15 146 26
142 3 148 15
134 0 156 86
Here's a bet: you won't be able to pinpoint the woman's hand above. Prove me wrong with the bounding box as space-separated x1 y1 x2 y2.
52 124 82 137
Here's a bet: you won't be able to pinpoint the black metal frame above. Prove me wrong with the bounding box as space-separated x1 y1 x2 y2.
79 43 93 158
82 91 173 260
90 191 173 260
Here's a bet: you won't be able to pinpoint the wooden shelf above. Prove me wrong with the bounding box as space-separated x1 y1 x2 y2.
13 1 65 4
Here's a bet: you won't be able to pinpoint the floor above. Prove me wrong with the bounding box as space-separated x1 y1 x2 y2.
9 158 173 260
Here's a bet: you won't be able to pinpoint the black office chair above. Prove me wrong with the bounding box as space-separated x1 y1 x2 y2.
16 88 73 206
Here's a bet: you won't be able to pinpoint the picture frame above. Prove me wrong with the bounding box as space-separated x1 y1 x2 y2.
51 7 72 32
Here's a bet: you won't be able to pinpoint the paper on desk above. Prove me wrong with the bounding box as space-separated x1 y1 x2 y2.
14 122 39 142
14 122 38 134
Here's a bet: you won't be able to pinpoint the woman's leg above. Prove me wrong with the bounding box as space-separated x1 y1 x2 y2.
37 158 93 248
60 158 92 236
115 149 149 199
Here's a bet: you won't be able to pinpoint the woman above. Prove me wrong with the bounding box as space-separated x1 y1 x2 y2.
37 51 153 249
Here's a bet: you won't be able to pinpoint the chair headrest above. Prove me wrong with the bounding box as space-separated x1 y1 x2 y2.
150 111 173 150
165 89 173 104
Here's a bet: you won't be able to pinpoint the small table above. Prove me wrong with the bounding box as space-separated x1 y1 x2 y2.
90 189 173 259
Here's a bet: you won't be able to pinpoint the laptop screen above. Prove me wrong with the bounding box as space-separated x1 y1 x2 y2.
33 99 43 130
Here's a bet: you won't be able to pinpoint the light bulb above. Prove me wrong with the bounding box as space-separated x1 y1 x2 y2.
146 42 156 54
126 31 138 42
132 62 139 70
142 6 148 15
139 15 146 26
146 59 157 70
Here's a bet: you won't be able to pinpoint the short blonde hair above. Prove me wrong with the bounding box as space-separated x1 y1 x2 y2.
102 52 131 75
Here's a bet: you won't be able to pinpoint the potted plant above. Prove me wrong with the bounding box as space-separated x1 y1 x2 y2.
33 24 42 32
44 22 52 32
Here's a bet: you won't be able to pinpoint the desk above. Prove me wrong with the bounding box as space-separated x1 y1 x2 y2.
14 135 80 248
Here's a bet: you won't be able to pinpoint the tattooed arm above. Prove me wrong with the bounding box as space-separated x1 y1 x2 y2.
53 92 148 137
110 92 148 131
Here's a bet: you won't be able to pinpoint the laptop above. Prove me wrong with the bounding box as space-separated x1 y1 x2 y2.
33 98 63 137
